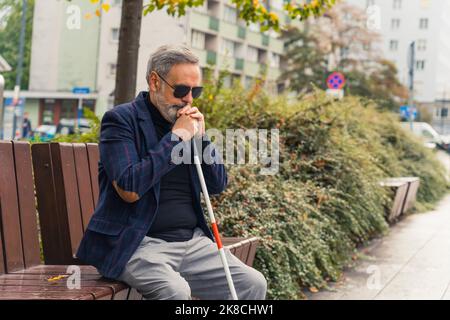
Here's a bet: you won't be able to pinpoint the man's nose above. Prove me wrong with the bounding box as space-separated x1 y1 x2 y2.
181 90 193 104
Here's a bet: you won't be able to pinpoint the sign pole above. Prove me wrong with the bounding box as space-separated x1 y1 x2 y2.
408 41 415 131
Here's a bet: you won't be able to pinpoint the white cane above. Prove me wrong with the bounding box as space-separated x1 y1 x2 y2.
191 130 239 300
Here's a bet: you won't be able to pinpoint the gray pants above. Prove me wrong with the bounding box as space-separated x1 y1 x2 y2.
118 227 267 300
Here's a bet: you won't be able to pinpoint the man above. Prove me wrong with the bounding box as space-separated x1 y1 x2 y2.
22 112 32 138
76 45 267 300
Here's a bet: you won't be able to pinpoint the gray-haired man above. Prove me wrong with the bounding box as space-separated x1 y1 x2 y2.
76 45 267 300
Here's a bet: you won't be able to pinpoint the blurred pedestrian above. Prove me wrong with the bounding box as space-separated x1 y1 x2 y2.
22 112 32 138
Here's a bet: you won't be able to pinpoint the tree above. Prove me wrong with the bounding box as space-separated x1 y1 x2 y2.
281 25 328 94
281 2 408 110
310 2 382 71
0 0 34 90
83 0 337 105
346 60 408 111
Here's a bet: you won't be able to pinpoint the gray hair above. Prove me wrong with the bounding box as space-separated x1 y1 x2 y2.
146 45 199 83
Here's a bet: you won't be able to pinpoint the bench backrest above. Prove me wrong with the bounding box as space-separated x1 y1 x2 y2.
32 142 259 267
31 143 99 265
0 141 41 274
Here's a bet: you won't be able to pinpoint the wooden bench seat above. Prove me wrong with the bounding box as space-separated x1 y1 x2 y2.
0 141 133 300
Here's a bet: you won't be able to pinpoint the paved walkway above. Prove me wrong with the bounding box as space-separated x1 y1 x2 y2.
307 194 450 300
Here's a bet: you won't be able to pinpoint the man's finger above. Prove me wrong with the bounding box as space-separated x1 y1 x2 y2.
184 107 199 115
188 112 204 120
177 105 192 117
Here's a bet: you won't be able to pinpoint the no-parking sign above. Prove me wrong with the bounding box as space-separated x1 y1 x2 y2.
327 72 346 90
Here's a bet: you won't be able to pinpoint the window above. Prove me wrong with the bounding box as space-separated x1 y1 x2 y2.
61 101 76 120
247 46 258 62
416 60 425 71
341 47 350 58
42 100 55 125
419 18 429 29
244 76 253 89
391 18 400 30
417 39 427 51
220 38 235 57
393 0 402 9
223 6 237 24
191 30 205 49
269 52 280 68
389 40 399 51
111 28 119 41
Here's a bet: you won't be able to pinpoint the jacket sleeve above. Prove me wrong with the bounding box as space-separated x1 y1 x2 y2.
99 110 182 203
197 135 228 195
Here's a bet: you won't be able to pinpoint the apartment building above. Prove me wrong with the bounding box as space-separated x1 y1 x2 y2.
18 0 286 128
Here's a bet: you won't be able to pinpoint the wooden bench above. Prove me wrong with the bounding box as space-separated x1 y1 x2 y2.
394 177 420 214
0 140 134 299
380 177 420 223
30 142 259 291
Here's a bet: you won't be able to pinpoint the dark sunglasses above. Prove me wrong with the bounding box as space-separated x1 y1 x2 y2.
155 72 203 99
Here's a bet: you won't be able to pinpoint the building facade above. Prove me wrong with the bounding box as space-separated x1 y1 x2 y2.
346 0 450 133
16 0 286 130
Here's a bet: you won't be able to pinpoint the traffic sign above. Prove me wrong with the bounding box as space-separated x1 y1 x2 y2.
72 87 90 94
327 72 346 90
399 105 417 120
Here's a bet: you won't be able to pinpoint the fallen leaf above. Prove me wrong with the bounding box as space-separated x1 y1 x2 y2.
47 275 69 282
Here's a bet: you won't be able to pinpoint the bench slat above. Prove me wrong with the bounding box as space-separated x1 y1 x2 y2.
0 284 113 299
86 143 100 208
31 143 67 264
73 143 96 231
0 290 95 300
0 141 25 273
53 143 85 259
13 142 42 268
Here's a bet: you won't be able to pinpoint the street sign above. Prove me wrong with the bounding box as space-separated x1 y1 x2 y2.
399 105 417 120
3 97 25 140
327 72 346 90
72 87 90 94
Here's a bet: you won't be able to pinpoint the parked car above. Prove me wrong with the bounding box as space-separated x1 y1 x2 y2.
31 124 57 142
56 118 91 135
400 122 450 152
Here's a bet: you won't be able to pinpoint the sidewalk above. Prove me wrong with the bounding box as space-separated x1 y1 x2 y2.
307 194 450 300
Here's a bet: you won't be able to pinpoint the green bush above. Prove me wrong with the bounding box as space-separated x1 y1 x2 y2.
195 80 448 298
54 79 448 299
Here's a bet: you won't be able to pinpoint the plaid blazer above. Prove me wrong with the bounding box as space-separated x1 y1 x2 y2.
75 91 227 280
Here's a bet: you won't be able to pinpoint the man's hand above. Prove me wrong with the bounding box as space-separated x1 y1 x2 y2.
172 105 205 141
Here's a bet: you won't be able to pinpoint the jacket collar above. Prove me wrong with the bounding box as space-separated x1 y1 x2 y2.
135 91 152 120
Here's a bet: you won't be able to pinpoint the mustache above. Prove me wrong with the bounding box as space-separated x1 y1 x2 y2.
170 103 187 110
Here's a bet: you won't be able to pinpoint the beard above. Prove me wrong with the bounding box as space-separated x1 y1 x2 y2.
153 90 186 124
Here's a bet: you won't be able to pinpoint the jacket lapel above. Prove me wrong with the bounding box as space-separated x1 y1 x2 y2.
135 92 160 200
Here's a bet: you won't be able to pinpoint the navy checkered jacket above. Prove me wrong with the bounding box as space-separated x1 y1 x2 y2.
75 92 227 280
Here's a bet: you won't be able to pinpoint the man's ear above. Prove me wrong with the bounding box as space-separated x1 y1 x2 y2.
149 71 160 92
